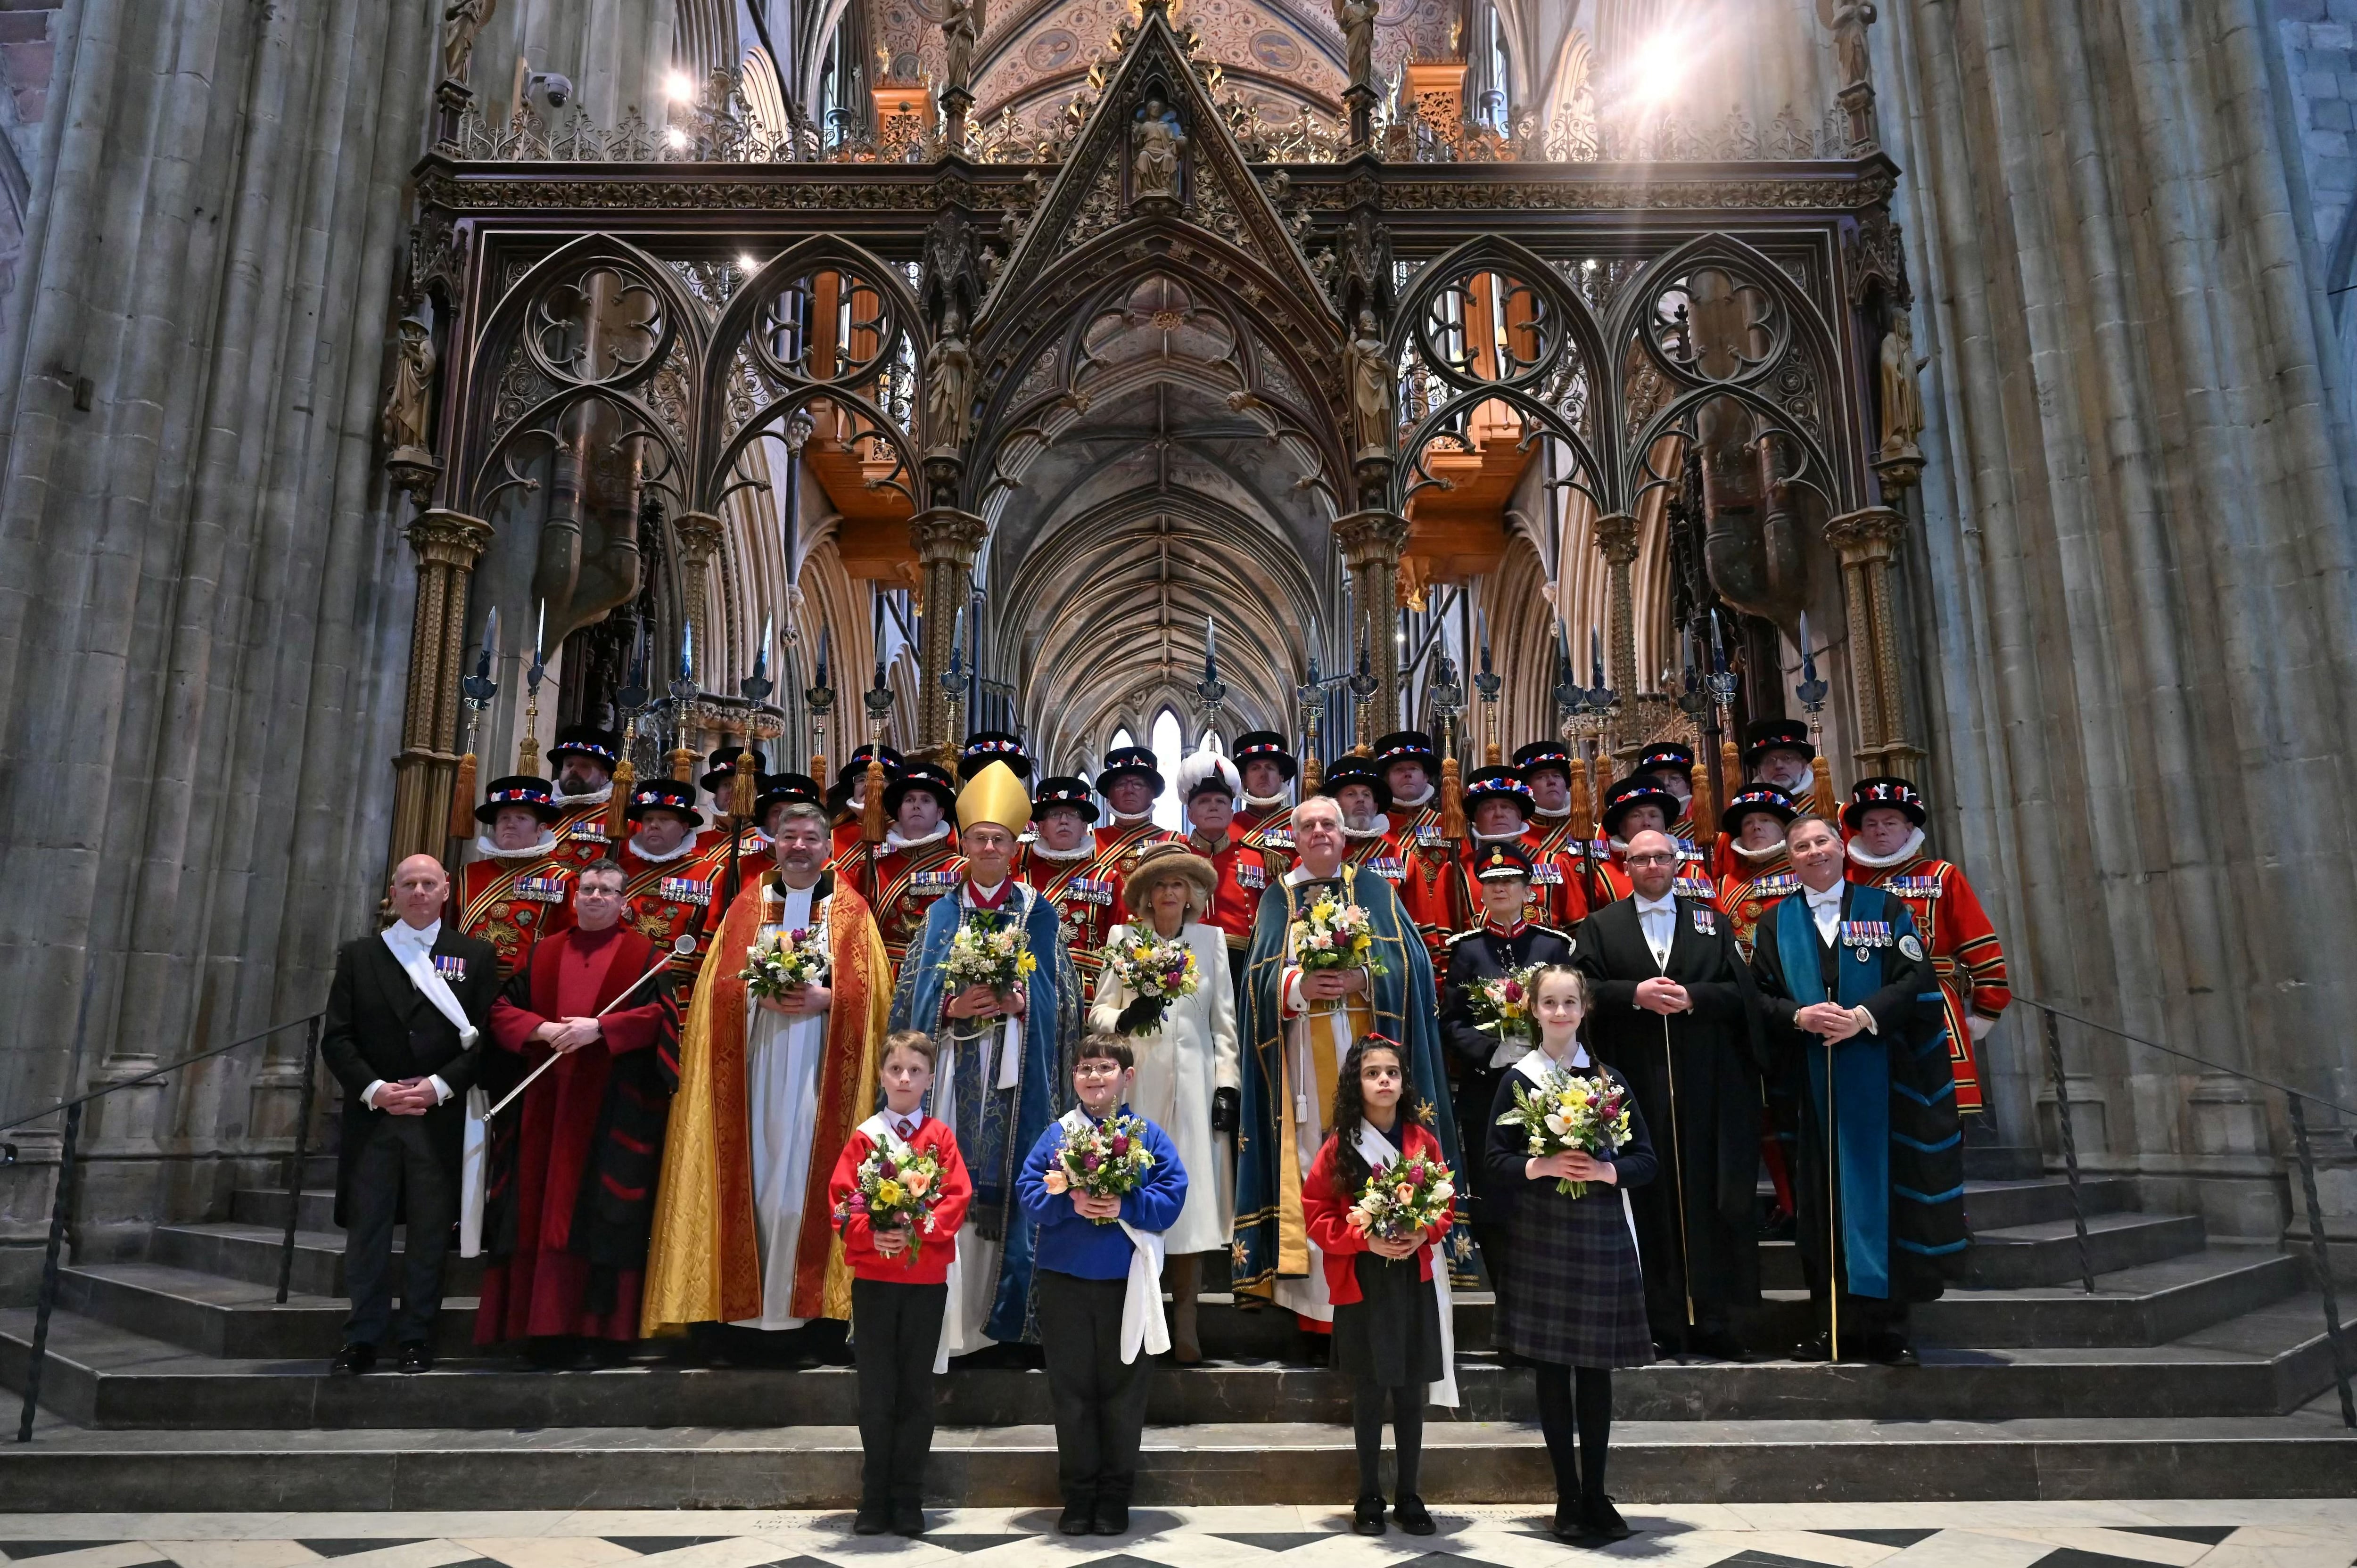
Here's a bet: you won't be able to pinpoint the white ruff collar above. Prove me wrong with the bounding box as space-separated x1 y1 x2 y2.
1030 838 1093 862
555 782 613 807
1847 827 1926 870
885 822 953 853
1108 809 1156 827
1732 837 1789 864
1243 792 1289 810
1531 805 1571 821
475 832 558 861
1343 814 1391 839
1392 786 1435 810
1470 826 1525 844
629 834 699 865
1284 861 1347 886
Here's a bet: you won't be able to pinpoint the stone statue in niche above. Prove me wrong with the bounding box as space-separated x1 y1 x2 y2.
443 0 495 86
1818 0 1877 92
943 0 977 95
381 316 437 455
1878 307 1926 460
1132 96 1186 201
1335 0 1377 96
925 305 974 450
1344 308 1393 455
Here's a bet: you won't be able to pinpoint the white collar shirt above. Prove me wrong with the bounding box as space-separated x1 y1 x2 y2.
1805 881 1845 945
1632 891 1677 968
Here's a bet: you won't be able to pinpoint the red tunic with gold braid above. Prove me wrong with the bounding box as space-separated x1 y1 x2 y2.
692 825 776 942
1188 824 1282 952
1091 816 1181 900
1388 796 1463 951
454 849 576 980
1715 846 1801 962
851 830 967 969
1020 841 1123 980
829 817 869 872
1340 818 1407 883
1235 801 1296 864
1508 824 1593 931
1847 849 2010 1114
547 793 621 869
617 835 722 1003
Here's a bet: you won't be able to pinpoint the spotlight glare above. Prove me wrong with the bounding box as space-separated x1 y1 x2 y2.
1630 32 1683 105
737 253 761 273
666 71 695 102
666 126 690 148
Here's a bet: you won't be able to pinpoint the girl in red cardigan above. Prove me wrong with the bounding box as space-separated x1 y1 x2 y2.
1304 1035 1457 1538
827 1030 973 1539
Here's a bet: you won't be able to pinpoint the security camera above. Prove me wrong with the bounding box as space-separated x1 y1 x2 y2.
527 71 573 108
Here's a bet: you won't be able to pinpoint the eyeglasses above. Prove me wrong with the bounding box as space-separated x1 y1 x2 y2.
1624 852 1676 866
1074 1061 1124 1078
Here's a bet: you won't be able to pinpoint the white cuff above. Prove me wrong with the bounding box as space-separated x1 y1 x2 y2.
361 1078 388 1110
1967 1013 1996 1042
1280 967 1305 1018
1853 1006 1879 1036
428 1075 453 1104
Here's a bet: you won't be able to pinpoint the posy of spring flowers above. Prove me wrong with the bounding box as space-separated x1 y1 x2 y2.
1347 1153 1455 1243
1107 935 1200 1036
834 1139 946 1263
1040 1113 1158 1223
1497 1066 1633 1197
1467 962 1542 1046
1294 897 1386 977
741 925 828 999
941 911 1038 996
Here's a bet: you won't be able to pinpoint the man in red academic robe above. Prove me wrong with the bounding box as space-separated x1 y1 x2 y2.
1843 776 2011 1117
454 775 575 979
480 858 680 1364
1021 775 1121 985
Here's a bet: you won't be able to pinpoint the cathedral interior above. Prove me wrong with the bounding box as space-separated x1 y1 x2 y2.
0 0 2353 1507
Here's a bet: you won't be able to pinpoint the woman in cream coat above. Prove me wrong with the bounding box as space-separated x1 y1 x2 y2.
1089 840 1238 1362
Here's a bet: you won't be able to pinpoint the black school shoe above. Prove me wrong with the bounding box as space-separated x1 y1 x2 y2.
1865 1332 1919 1367
396 1341 434 1374
1551 1501 1584 1543
1393 1494 1434 1535
851 1502 890 1536
1091 1500 1129 1536
890 1500 926 1537
328 1342 376 1377
1057 1500 1095 1535
1580 1493 1633 1543
1352 1494 1387 1535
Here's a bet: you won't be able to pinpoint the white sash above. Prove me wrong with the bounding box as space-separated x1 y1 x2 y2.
1509 1048 1640 1262
1351 1120 1458 1409
1059 1107 1169 1364
384 931 489 1257
856 1111 962 1375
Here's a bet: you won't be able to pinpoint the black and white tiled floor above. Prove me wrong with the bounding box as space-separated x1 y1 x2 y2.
0 1505 2346 1568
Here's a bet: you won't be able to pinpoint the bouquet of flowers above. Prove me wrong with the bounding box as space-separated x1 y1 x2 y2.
741 925 829 1000
941 911 1037 997
1294 896 1387 979
1347 1153 1455 1243
833 1138 946 1262
1497 1066 1633 1196
1040 1113 1158 1222
1467 962 1541 1047
1107 935 1200 1036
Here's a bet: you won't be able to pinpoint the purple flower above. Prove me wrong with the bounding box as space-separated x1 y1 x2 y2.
1084 1152 1102 1172
1110 1134 1130 1156
848 1195 869 1213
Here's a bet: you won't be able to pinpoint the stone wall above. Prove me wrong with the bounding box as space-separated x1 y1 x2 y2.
1879 0 2357 1243
0 0 440 1271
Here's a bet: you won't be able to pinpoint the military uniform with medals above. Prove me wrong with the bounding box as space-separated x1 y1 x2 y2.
1374 730 1463 968
850 761 967 969
1021 775 1121 982
615 779 720 1003
542 725 623 870
1230 729 1297 866
1090 747 1180 915
454 775 575 979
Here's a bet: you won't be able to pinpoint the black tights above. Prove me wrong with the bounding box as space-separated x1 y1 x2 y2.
1533 1363 1613 1502
1352 1379 1425 1500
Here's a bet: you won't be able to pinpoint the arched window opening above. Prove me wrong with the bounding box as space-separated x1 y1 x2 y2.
1149 709 1185 830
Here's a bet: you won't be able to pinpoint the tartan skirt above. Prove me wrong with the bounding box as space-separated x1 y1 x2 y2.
1493 1179 1654 1370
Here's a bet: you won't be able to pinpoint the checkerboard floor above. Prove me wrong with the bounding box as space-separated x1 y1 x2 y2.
0 1503 2346 1568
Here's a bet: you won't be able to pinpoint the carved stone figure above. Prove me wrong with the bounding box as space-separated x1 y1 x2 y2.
943 0 977 94
381 317 437 453
1345 308 1392 454
1878 307 1925 458
443 0 494 86
1132 96 1185 200
925 306 974 450
1335 0 1377 95
1818 0 1877 92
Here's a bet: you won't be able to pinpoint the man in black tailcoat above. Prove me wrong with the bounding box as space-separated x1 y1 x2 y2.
320 853 500 1376
1572 828 1762 1361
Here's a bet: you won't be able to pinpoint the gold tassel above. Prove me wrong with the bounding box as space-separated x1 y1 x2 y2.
1439 755 1466 841
1689 744 1716 850
607 753 635 842
811 746 828 784
447 751 478 842
731 749 758 822
862 755 888 843
1722 736 1744 801
1300 750 1323 793
1810 753 1837 820
1568 753 1594 841
668 744 697 784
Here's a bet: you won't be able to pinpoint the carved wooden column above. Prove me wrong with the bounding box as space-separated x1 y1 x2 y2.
913 507 987 751
1825 505 1921 780
1335 509 1409 734
390 509 494 868
1592 511 1642 755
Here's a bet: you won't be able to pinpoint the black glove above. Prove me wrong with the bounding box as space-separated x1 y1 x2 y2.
1211 1087 1240 1134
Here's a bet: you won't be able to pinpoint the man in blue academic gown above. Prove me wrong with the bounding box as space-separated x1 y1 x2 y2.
1233 793 1471 1340
1751 813 1967 1366
888 760 1084 1364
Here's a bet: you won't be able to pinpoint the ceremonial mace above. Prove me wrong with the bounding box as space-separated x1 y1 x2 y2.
485 935 698 1118
806 625 836 785
1676 627 1715 838
862 653 897 845
1346 627 1379 755
1793 613 1839 1362
1707 610 1740 827
446 607 500 858
1474 609 1501 766
1552 624 1601 913
1796 611 1836 818
608 630 651 844
1196 615 1228 739
518 601 547 778
1427 646 1466 843
668 624 700 784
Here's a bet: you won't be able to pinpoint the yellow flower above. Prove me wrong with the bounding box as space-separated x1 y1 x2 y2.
1310 900 1338 922
1019 951 1038 975
874 1179 905 1207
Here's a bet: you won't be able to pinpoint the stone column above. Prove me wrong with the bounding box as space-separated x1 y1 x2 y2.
1591 512 1642 755
388 509 494 870
1824 505 1922 780
673 510 725 676
1335 509 1409 735
912 507 987 750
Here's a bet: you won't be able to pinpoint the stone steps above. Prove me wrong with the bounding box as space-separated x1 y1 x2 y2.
1 1412 2349 1510
1 1289 2339 1431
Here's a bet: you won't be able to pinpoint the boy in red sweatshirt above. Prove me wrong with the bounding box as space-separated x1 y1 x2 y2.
828 1029 973 1538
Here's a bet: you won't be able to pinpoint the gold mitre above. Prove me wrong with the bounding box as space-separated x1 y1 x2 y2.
957 760 1032 837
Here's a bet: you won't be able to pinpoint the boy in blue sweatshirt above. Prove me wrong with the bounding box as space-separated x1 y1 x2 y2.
1016 1033 1189 1538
